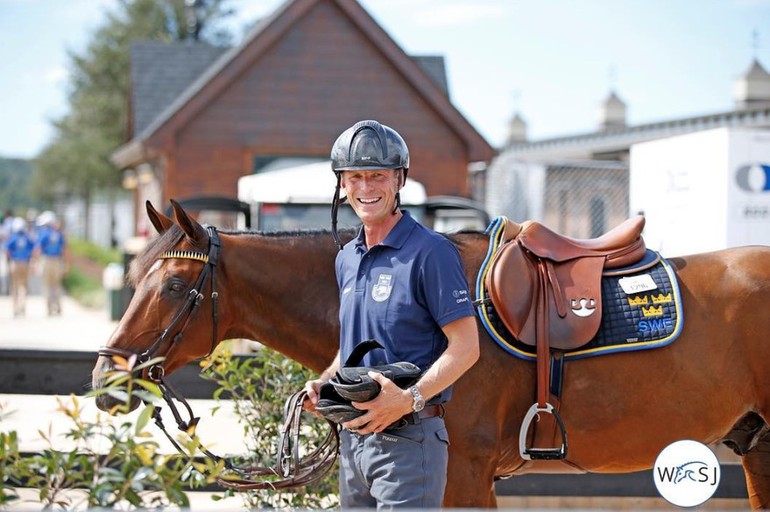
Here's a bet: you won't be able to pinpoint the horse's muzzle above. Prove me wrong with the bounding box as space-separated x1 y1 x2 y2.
92 355 142 413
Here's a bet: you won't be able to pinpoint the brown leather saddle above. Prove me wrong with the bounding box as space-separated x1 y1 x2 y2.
485 215 646 461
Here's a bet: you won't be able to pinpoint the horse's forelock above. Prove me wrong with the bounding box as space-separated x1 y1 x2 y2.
127 226 187 287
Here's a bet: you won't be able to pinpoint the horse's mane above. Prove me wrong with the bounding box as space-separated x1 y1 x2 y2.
219 228 341 239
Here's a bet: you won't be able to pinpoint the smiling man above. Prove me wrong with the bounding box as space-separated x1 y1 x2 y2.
304 120 479 508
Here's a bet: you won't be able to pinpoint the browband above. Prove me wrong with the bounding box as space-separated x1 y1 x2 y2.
159 250 209 263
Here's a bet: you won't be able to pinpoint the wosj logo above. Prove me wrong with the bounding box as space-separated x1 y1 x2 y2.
653 439 721 507
735 163 770 193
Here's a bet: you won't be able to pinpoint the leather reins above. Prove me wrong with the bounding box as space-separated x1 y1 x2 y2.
97 226 339 490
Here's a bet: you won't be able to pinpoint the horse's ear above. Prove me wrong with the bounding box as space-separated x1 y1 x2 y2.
146 201 175 234
170 199 208 244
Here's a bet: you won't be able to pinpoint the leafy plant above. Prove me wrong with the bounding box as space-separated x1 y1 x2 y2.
0 421 22 505
62 267 104 308
201 346 340 509
0 355 220 509
68 238 122 267
1 348 339 509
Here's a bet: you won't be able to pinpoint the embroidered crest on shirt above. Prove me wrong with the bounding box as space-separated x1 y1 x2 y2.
371 273 393 302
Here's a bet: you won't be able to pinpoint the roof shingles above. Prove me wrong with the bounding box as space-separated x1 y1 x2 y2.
130 41 228 137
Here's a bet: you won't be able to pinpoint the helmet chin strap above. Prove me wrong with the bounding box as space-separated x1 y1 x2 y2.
393 169 403 215
331 172 344 250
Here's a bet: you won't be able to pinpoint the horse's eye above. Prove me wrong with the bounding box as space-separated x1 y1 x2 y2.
167 280 187 296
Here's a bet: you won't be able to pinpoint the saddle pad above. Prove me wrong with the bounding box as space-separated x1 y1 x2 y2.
476 217 684 361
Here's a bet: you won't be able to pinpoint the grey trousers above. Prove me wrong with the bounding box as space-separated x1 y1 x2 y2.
339 416 449 509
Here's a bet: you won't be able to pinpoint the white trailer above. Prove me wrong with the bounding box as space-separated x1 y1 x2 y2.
630 127 770 256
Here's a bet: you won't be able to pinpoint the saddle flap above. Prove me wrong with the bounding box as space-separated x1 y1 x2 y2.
486 241 605 350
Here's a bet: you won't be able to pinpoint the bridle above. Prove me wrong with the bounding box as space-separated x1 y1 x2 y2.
99 226 222 379
97 225 339 490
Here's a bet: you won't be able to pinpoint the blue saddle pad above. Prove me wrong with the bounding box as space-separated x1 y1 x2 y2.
476 217 684 361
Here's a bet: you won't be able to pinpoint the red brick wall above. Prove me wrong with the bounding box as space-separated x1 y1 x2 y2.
167 1 472 203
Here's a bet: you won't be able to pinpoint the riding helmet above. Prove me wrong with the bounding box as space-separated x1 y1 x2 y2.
330 120 409 175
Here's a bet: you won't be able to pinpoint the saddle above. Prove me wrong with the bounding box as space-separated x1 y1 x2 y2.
485 216 646 461
315 339 422 427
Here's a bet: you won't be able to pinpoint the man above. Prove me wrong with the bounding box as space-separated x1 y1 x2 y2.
0 209 12 295
304 120 479 507
5 217 34 317
35 211 68 316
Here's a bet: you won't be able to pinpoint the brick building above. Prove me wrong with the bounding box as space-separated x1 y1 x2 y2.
112 0 494 234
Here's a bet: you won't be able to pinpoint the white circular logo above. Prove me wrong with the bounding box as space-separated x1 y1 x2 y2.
653 439 720 507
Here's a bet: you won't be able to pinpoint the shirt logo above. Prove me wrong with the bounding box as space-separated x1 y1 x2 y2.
371 274 393 302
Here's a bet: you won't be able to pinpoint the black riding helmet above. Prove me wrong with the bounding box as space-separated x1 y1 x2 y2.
329 120 410 249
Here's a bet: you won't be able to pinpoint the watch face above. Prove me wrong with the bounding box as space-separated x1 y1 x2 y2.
410 386 425 412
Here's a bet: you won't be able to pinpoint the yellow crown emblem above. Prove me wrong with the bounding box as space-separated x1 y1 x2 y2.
641 305 663 317
627 296 648 306
651 293 672 304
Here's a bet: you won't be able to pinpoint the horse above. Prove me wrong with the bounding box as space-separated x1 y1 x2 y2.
92 200 770 508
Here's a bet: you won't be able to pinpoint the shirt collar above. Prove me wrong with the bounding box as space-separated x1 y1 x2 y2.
354 210 417 252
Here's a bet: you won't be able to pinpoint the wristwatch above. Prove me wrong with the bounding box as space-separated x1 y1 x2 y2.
408 385 425 413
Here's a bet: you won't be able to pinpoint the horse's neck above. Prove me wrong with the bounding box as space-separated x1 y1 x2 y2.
222 232 341 373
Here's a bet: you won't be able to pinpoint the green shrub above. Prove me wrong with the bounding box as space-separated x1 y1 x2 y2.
0 348 339 509
63 237 121 308
68 238 121 266
201 346 339 508
62 268 104 308
0 356 218 509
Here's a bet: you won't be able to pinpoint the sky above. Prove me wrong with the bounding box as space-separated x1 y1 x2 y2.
1 0 769 159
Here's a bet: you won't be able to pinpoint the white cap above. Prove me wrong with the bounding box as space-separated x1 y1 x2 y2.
37 210 57 226
11 217 26 232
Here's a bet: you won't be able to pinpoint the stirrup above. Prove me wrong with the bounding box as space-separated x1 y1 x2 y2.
518 402 568 461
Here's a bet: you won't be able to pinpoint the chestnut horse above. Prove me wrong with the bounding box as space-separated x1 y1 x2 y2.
92 201 770 508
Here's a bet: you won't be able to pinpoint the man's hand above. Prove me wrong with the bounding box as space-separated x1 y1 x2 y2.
302 377 326 418
342 372 413 434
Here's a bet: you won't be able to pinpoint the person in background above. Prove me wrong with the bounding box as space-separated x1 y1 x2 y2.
0 209 12 295
5 217 34 317
35 211 68 316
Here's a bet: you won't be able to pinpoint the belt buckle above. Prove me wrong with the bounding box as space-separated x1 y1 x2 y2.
392 416 412 430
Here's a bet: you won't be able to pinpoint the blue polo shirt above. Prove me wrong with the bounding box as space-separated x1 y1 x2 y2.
37 226 66 257
336 211 474 404
5 231 34 262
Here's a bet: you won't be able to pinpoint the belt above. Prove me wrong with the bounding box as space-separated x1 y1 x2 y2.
348 405 446 434
416 404 445 420
398 404 446 428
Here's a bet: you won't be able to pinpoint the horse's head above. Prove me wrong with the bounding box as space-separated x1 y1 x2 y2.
92 200 224 412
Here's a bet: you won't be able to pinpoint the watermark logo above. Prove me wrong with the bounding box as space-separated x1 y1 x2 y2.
653 439 720 507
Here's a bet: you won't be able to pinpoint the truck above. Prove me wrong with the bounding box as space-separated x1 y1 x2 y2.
629 127 770 256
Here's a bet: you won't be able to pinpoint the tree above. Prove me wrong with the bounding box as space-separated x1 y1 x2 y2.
32 0 235 240
0 157 39 214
